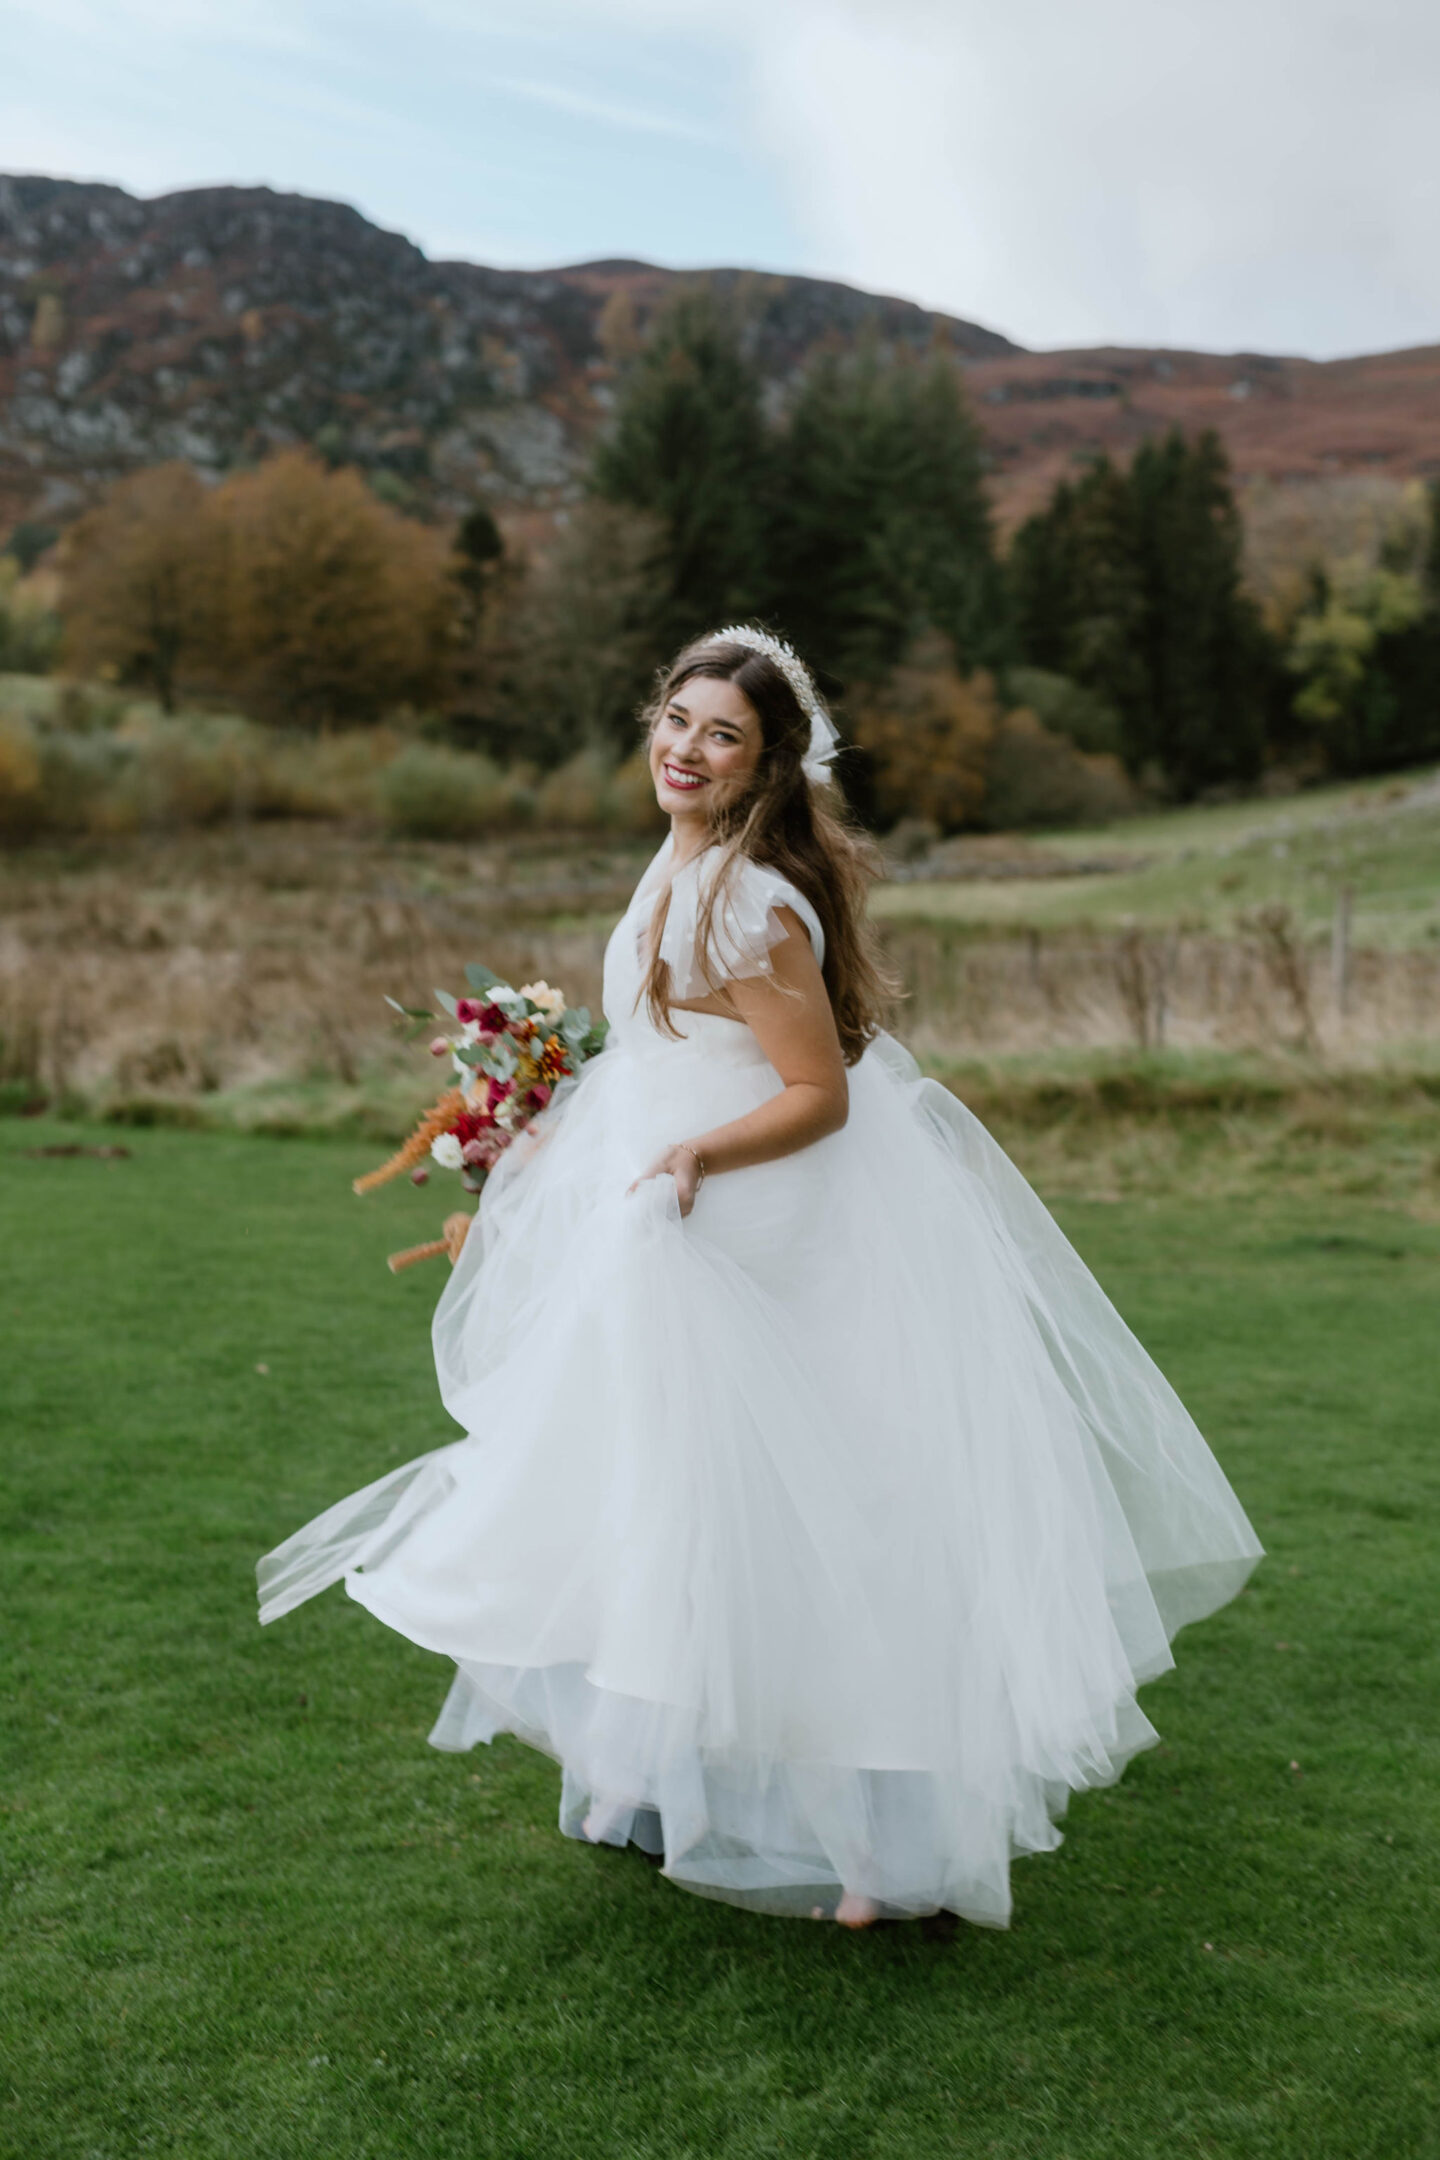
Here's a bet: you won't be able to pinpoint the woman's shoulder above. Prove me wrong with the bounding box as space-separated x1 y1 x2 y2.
683 847 826 981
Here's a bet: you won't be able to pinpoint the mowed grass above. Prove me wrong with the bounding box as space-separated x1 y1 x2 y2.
3 1118 1438 2160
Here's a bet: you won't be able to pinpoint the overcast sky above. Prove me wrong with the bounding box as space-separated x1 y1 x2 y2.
4 0 1438 359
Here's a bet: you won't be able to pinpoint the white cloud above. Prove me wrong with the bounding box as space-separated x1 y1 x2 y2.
559 0 1440 355
735 0 1440 355
6 0 1438 355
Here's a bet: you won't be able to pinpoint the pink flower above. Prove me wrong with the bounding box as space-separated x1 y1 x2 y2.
455 999 483 1023
528 1082 552 1111
428 1036 450 1057
462 1129 509 1168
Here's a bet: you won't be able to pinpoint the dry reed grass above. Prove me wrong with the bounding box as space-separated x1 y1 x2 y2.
0 826 639 1128
4 826 1438 1214
883 912 1440 1065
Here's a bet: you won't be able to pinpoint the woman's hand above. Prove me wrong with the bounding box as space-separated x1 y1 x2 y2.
629 1143 704 1218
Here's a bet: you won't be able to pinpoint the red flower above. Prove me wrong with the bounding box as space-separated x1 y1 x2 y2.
455 998 510 1040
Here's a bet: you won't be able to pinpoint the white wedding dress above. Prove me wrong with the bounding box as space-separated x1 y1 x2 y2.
258 836 1262 1926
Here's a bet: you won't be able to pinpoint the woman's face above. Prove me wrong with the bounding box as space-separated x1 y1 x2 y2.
649 674 763 827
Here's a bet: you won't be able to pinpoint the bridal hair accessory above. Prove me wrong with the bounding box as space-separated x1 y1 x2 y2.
710 624 840 785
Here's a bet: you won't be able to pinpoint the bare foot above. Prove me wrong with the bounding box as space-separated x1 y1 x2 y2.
835 1892 881 1928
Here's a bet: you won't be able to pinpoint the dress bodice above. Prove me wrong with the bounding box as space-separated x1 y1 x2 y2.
603 836 825 1048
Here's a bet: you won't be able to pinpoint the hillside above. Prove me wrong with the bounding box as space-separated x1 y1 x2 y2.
3 172 1439 546
0 174 1013 539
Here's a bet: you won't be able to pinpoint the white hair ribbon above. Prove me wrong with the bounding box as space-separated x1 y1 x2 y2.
709 625 839 786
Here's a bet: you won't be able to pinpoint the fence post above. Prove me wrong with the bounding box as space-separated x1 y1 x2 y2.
1331 885 1353 1022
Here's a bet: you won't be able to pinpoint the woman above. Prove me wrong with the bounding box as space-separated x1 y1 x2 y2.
258 627 1262 1930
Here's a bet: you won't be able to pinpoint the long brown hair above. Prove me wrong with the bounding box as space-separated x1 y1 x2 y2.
640 633 897 1064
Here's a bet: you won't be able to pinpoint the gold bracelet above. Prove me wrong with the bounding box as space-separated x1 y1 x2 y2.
676 1142 706 1188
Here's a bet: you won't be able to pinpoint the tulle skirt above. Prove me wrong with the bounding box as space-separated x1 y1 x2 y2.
258 1019 1261 1925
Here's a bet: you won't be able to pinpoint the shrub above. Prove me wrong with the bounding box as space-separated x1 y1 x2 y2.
607 750 667 836
982 710 1139 830
849 637 998 833
380 742 528 839
1003 667 1122 756
0 713 43 835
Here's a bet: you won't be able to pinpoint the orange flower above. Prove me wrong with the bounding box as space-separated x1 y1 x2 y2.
353 1088 467 1195
539 1033 570 1081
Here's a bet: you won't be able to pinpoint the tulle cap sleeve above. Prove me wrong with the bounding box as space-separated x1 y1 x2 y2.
657 850 825 998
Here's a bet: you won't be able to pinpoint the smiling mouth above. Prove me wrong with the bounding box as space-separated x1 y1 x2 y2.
661 763 707 792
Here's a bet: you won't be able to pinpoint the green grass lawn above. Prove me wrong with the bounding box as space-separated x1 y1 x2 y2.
3 1118 1438 2158
872 764 1440 948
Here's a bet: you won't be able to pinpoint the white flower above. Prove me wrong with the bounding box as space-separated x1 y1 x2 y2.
430 1132 464 1170
520 980 566 1019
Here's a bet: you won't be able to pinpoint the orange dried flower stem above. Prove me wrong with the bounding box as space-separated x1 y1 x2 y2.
386 1237 448 1273
353 1088 466 1196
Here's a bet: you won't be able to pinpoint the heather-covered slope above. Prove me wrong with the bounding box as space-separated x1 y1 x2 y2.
3 173 1438 544
0 175 1013 533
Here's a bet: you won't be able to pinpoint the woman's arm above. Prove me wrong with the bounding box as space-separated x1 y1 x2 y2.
630 907 848 1217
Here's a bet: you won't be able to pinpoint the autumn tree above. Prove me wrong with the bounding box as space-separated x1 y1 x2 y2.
60 464 220 710
847 631 999 831
215 453 453 727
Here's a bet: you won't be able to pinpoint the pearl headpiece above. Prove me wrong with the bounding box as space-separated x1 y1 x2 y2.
709 624 840 786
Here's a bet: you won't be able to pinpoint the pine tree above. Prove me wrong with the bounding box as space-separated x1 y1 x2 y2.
1424 479 1440 605
1007 479 1078 676
1128 430 1268 795
773 347 997 683
1007 457 1146 753
591 287 773 650
1008 432 1274 797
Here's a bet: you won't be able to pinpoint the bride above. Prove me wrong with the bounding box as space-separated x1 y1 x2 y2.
258 626 1262 1930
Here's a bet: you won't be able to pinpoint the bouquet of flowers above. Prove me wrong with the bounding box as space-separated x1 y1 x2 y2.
353 964 606 1270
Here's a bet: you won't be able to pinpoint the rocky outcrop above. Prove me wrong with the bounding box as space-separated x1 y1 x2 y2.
4 174 1438 546
0 175 1015 533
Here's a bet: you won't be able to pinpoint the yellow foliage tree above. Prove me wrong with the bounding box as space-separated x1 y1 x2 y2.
215 453 454 727
60 464 220 711
59 452 456 727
